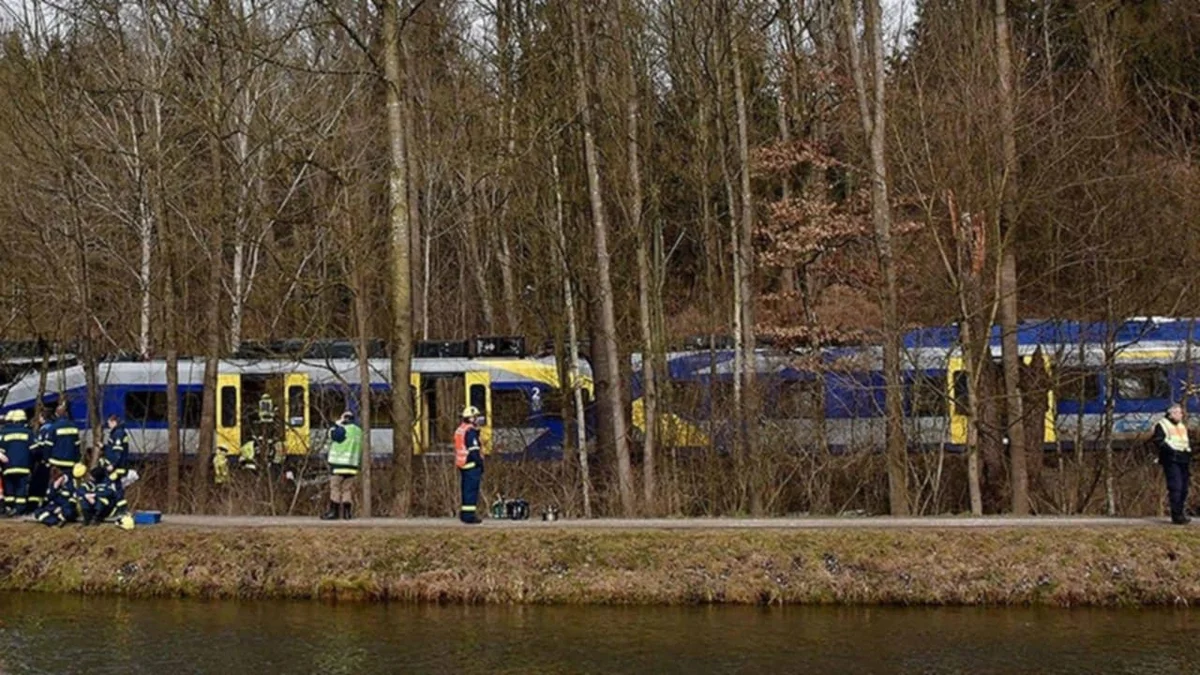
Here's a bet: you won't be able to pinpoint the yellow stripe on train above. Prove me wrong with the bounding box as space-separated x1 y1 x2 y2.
631 397 710 448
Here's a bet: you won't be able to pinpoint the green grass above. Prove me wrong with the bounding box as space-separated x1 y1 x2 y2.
1 524 1198 606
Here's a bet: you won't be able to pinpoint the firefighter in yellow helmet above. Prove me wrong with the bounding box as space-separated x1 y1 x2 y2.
454 406 484 524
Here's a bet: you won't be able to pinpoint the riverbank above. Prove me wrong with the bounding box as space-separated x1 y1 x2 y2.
1 521 1198 606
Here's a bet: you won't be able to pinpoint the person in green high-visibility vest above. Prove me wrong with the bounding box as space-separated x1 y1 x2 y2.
321 410 362 520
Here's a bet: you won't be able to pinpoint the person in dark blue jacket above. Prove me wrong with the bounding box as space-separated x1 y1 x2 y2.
454 406 485 524
101 415 129 480
28 410 54 508
47 404 81 474
34 463 86 527
0 410 34 515
79 465 114 526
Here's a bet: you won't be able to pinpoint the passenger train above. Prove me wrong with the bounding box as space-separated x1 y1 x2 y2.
632 317 1200 452
0 338 593 462
0 318 1193 463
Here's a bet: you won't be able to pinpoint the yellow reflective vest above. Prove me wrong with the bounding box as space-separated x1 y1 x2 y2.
1157 418 1191 453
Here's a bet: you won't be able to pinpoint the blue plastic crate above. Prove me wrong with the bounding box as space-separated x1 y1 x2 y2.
132 511 161 525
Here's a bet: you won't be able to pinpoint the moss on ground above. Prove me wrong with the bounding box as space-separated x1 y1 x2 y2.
0 524 1198 606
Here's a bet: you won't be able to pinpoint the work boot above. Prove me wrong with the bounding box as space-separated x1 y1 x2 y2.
320 501 339 520
1172 514 1192 525
341 503 353 520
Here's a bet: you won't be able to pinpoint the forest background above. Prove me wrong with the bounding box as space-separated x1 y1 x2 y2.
0 0 1196 517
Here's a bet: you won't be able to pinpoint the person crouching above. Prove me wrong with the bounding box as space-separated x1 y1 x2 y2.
34 463 86 527
321 411 362 521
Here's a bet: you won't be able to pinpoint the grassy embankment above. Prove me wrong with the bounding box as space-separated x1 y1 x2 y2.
1 524 1198 607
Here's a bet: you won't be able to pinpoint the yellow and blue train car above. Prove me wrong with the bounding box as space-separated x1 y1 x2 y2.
0 339 593 462
633 318 1200 452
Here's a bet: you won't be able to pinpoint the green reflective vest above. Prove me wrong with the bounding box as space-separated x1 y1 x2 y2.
328 423 362 472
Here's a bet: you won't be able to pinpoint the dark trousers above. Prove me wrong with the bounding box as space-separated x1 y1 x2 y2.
3 471 30 513
29 463 49 506
459 468 481 522
1162 456 1192 519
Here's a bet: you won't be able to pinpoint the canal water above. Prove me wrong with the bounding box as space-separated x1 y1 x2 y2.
0 593 1196 674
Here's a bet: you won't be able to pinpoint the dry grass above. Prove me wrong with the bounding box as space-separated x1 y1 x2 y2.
2 524 1199 607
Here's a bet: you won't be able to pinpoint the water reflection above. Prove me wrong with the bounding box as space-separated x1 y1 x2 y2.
0 594 1195 674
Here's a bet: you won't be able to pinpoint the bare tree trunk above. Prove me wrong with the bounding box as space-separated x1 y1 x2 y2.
462 161 496 333
166 345 181 511
717 62 747 510
404 67 423 344
621 0 656 512
495 0 519 335
994 0 1029 515
572 0 634 516
497 228 519 333
383 0 414 515
552 150 592 517
195 27 226 507
948 200 985 515
136 175 153 358
842 0 908 514
355 266 373 518
731 25 762 514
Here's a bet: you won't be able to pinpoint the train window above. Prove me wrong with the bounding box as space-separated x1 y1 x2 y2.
769 380 822 419
182 391 203 428
469 384 487 416
220 386 238 428
492 389 529 427
370 391 393 429
1057 369 1101 403
125 391 169 424
907 374 945 417
310 389 347 427
1114 368 1170 400
951 371 969 416
287 385 306 426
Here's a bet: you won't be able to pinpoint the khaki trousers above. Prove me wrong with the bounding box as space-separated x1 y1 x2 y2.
329 474 357 504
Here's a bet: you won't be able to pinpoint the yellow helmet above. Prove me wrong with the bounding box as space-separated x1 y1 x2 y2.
118 514 135 531
461 406 481 419
71 463 88 479
8 409 26 423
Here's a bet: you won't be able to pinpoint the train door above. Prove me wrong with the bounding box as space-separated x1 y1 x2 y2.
1023 354 1057 444
420 374 465 455
465 371 492 454
411 372 426 453
217 373 241 454
947 355 968 445
283 373 309 456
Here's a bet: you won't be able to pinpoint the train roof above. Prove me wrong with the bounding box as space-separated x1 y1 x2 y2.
0 354 591 410
638 318 1200 379
901 317 1200 349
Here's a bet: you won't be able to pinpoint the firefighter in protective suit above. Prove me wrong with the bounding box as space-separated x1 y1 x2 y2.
34 463 87 527
455 406 484 524
0 410 34 515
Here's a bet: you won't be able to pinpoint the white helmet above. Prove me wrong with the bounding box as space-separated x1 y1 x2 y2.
461 406 481 419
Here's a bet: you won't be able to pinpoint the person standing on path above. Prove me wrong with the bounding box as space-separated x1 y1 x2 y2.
455 407 484 524
321 411 362 520
1153 403 1192 525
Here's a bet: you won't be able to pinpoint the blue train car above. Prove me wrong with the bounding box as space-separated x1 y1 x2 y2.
633 317 1200 452
0 342 593 463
